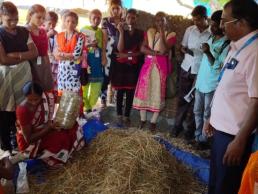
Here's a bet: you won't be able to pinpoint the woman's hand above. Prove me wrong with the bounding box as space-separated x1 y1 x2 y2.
159 26 165 35
151 50 165 56
47 29 56 38
53 122 62 131
48 121 62 131
87 40 98 48
157 22 165 34
117 22 124 33
102 54 107 66
116 52 128 58
58 52 74 60
7 52 19 59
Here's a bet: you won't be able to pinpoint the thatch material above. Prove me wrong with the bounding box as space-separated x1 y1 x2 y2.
162 97 178 118
29 129 203 194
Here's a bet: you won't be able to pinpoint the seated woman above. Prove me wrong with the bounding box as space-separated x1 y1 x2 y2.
16 82 84 167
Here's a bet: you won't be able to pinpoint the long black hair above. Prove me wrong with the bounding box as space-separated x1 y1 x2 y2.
0 1 18 25
191 5 207 18
22 81 43 97
0 1 18 16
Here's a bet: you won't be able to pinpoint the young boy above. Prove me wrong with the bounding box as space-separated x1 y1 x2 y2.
43 11 59 92
171 5 210 139
193 10 230 148
81 9 104 113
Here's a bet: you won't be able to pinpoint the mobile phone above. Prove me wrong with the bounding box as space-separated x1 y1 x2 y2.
186 48 194 56
163 17 167 26
123 23 132 31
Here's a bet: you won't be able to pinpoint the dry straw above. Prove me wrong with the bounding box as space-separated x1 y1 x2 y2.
29 129 203 194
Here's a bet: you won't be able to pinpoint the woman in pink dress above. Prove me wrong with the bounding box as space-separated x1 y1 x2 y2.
133 12 176 131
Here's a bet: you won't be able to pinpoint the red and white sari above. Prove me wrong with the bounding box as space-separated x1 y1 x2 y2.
16 92 84 167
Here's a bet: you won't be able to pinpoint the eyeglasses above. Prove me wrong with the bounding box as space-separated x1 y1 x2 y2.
220 19 239 26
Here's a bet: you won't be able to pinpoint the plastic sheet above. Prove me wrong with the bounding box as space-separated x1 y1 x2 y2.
16 162 29 193
155 137 210 185
82 119 108 143
54 91 81 129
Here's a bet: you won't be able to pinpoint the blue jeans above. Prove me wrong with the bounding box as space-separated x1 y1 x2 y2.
193 89 214 142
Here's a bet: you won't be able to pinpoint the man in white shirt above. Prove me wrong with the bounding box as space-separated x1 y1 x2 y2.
171 5 210 139
204 0 258 193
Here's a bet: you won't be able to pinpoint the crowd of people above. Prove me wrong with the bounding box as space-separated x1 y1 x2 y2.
0 0 257 193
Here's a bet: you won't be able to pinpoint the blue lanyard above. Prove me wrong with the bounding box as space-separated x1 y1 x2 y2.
218 33 258 82
234 33 258 57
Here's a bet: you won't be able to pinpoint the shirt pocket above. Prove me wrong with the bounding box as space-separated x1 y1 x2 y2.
231 69 246 90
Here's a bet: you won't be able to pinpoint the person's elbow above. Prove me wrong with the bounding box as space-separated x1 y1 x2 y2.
117 45 124 53
22 133 32 145
140 45 146 53
31 48 38 59
0 56 14 66
0 57 8 65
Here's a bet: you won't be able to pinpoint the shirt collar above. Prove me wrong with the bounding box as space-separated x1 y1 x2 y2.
230 29 258 51
211 35 227 43
193 25 210 34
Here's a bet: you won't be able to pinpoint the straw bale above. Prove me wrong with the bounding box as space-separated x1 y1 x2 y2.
29 129 203 194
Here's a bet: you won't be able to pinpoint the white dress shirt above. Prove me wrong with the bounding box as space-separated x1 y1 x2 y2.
181 25 211 74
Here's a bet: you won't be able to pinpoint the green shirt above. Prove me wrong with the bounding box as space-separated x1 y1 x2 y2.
195 36 229 93
81 26 103 53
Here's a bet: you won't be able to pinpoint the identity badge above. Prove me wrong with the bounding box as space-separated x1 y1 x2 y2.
95 49 100 58
228 58 239 69
128 51 133 60
37 56 42 65
72 70 78 76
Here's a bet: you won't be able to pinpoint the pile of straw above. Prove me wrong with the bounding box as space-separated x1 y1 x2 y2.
29 129 203 194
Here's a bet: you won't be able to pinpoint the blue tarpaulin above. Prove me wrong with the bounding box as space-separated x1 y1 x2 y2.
82 119 108 143
155 136 210 184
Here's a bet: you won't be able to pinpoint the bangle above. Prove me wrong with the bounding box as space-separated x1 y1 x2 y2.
19 53 22 60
